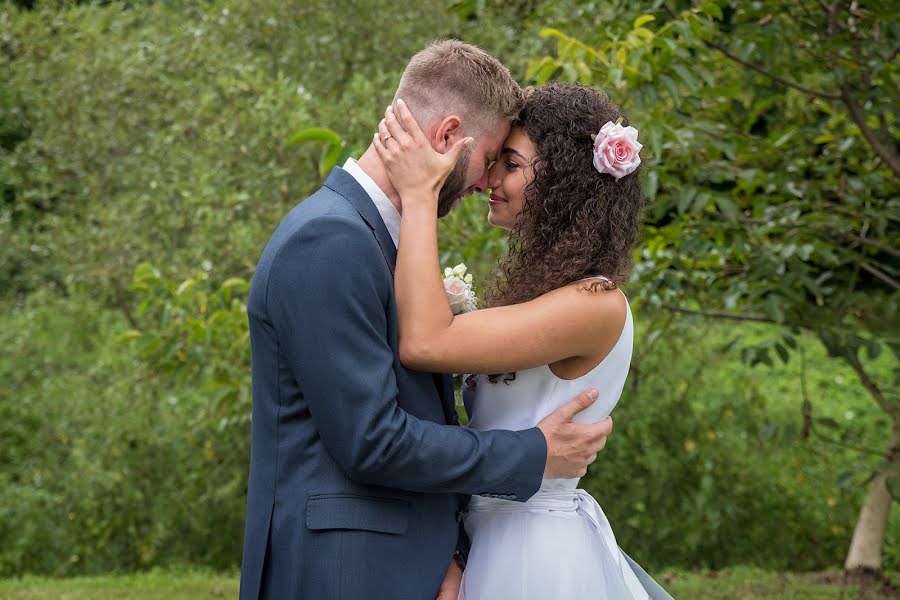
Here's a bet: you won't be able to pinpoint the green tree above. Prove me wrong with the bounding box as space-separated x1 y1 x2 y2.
527 0 898 578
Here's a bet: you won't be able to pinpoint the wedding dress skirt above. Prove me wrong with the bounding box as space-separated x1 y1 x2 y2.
459 487 669 599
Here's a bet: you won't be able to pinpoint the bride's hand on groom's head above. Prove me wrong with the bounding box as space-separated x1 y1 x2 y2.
373 99 473 204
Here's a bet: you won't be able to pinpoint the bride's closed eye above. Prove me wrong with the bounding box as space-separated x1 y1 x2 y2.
504 160 519 171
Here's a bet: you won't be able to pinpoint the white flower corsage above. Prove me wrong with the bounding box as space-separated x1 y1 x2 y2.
443 263 477 315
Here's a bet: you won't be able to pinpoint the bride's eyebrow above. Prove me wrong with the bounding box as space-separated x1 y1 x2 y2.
502 147 526 160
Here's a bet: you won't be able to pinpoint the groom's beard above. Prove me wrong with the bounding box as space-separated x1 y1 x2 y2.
437 148 472 218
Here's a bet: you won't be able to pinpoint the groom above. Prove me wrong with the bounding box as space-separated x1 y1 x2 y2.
239 40 613 600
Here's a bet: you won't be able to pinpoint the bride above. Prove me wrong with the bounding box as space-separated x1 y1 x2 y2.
374 82 672 599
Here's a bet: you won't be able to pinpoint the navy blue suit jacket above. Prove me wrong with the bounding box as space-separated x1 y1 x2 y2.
239 168 548 600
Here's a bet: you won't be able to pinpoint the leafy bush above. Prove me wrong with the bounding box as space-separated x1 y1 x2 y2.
0 285 250 576
0 0 463 301
584 317 897 571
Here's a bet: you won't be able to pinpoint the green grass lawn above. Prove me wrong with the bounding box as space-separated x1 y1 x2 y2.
664 567 898 599
1 568 898 599
0 570 238 600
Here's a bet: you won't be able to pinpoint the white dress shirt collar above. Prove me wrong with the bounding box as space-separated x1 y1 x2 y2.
343 158 400 248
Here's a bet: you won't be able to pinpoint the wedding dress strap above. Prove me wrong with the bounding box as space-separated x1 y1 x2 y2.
576 274 611 283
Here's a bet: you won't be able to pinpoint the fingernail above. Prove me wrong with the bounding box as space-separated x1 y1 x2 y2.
397 98 405 105
589 389 599 399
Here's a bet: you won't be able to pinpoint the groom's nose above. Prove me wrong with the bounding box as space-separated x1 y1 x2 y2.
472 170 489 194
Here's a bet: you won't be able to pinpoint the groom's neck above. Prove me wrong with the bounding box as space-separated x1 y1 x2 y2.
356 147 402 213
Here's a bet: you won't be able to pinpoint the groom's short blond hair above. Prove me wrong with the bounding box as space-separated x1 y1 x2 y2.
394 40 523 136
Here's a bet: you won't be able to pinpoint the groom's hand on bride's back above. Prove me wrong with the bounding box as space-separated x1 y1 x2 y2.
537 388 613 479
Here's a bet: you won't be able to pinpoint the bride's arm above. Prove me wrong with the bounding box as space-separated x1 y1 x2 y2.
395 192 625 374
375 101 626 375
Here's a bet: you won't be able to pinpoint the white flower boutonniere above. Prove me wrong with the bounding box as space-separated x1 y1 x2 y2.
443 263 477 315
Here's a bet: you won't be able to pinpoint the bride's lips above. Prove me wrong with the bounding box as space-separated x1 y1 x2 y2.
488 194 507 206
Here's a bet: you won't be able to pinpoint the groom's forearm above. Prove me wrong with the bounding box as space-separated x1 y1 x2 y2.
306 371 546 498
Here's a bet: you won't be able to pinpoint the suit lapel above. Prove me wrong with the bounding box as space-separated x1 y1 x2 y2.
323 167 397 275
324 168 454 422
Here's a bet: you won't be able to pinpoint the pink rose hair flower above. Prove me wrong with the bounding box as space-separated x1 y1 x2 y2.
592 121 642 179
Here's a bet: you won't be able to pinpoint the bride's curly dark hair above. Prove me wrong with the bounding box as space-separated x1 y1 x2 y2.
468 83 644 389
484 82 644 308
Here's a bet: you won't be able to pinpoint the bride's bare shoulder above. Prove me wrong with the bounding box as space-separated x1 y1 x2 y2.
546 278 628 320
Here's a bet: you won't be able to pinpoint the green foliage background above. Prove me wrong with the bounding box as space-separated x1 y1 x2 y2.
1 0 897 578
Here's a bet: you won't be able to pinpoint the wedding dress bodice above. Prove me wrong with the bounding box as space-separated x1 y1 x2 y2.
467 288 633 491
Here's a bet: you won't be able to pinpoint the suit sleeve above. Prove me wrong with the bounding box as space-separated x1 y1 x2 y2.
265 215 547 500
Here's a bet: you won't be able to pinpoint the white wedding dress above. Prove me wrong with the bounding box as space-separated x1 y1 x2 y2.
459 279 672 599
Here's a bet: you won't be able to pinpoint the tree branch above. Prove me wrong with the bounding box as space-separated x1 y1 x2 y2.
817 0 900 177
660 303 806 330
844 354 900 419
847 235 900 260
859 261 900 291
113 279 139 330
812 426 889 457
679 0 900 177
839 84 900 177
801 344 812 440
704 40 841 100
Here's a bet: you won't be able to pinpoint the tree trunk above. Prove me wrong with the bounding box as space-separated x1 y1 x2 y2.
843 414 900 579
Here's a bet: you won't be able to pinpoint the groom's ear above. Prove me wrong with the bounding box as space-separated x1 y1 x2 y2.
430 115 463 154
